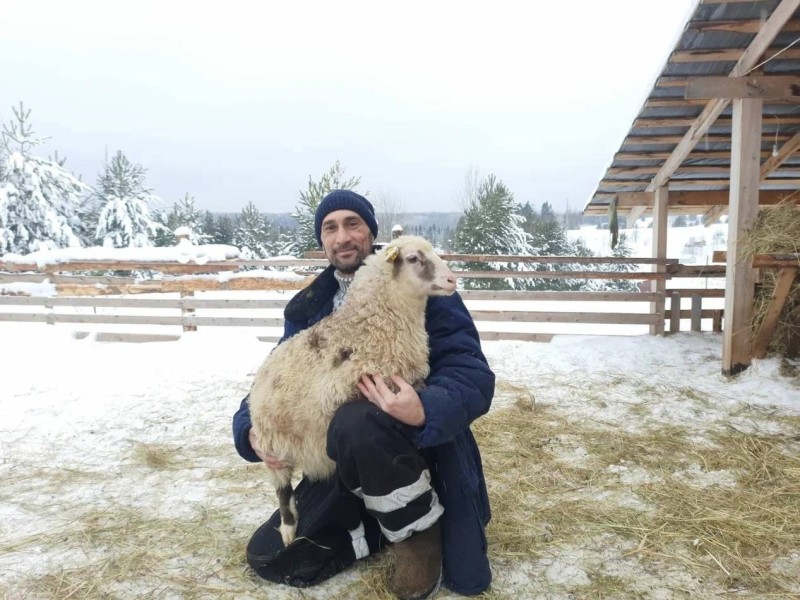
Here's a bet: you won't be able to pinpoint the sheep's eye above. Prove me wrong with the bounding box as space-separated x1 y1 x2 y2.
407 255 418 264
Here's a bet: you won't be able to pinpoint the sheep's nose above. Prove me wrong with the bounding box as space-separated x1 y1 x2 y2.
446 276 456 285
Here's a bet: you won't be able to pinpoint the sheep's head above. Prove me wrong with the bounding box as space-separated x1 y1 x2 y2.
382 235 457 297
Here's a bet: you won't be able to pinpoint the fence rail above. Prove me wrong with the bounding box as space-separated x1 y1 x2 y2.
0 253 727 342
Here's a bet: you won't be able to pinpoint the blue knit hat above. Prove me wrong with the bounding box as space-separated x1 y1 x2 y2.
314 190 379 246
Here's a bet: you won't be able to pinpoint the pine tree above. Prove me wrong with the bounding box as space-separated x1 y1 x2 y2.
452 174 532 290
153 193 207 246
292 160 363 255
606 233 639 292
94 151 161 248
0 103 90 254
213 214 236 245
233 202 274 258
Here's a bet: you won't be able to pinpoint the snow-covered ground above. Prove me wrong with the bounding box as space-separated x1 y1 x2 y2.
1 324 798 598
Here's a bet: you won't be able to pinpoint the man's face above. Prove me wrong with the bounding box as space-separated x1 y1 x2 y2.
320 209 374 274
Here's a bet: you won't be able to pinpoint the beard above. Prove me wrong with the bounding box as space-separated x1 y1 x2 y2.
329 245 370 274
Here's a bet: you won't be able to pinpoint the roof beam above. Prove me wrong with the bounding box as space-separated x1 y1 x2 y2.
604 178 800 188
685 75 800 99
760 131 800 177
644 0 800 197
633 116 800 128
615 150 775 160
585 189 797 215
687 19 800 34
672 48 800 63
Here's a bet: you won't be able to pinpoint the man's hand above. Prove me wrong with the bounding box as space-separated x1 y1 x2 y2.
248 427 287 470
358 374 426 427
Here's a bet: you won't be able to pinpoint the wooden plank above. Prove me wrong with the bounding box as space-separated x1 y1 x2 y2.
459 290 662 302
477 332 555 343
443 254 676 265
714 251 800 268
713 310 723 332
691 295 703 331
635 116 800 128
453 271 664 280
686 76 800 99
614 189 792 208
468 311 659 325
0 296 290 309
54 276 311 296
703 205 729 226
669 291 682 334
94 332 182 343
752 268 798 358
626 206 648 227
665 308 723 320
668 288 725 298
603 178 800 188
672 48 800 63
723 97 763 374
0 313 286 327
687 18 800 34
670 264 727 277
623 134 736 145
608 166 734 175
650 186 669 335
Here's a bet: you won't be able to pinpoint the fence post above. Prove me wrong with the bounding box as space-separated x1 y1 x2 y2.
690 294 702 332
669 291 681 334
181 291 197 332
712 310 723 333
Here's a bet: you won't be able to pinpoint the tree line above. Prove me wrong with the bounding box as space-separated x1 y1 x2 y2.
0 104 635 291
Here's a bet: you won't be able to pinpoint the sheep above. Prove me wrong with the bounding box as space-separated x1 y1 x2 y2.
247 235 457 546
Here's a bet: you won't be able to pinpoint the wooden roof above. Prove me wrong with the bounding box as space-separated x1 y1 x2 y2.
584 0 800 222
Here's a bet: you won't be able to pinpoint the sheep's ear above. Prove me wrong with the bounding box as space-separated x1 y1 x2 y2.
385 246 400 263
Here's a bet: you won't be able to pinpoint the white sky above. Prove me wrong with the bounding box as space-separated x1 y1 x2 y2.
1 0 697 215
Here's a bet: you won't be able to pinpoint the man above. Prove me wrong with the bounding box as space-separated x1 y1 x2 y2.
232 189 494 599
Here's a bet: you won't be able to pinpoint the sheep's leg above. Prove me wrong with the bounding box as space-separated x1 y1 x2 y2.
276 480 298 546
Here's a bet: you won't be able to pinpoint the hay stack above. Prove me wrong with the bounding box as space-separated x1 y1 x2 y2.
740 202 800 358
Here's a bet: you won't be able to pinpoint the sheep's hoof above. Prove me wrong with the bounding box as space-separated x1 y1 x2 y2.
280 523 297 547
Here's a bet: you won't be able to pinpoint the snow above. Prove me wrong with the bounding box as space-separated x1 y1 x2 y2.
1 323 798 597
1 243 241 267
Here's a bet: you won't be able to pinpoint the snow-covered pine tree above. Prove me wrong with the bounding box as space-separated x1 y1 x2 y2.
233 202 274 259
292 160 363 255
94 150 161 248
153 193 207 246
212 214 236 245
605 233 639 292
0 103 91 254
523 202 588 291
451 174 532 290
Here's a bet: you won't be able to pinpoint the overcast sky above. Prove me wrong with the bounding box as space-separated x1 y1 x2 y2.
1 0 697 215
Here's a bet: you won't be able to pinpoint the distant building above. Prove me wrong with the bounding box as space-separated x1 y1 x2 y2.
391 224 404 239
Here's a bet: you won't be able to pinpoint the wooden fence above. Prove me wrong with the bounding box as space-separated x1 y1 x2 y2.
0 254 726 343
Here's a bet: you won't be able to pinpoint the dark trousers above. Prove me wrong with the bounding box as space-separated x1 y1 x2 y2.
247 400 439 588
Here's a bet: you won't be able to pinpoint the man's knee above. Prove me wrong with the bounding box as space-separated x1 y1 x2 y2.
327 400 409 461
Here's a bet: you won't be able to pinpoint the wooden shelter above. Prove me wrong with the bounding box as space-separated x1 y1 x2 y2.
584 0 800 375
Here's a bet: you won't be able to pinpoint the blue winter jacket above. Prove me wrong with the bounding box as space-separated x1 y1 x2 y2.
232 265 495 595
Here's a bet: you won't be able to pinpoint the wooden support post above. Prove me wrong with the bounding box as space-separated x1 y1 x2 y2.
669 291 681 334
181 291 197 332
691 294 703 332
752 268 798 358
713 310 723 333
722 97 762 375
650 186 668 335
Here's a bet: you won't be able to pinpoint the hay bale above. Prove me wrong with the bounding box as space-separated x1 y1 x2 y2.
741 203 800 358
